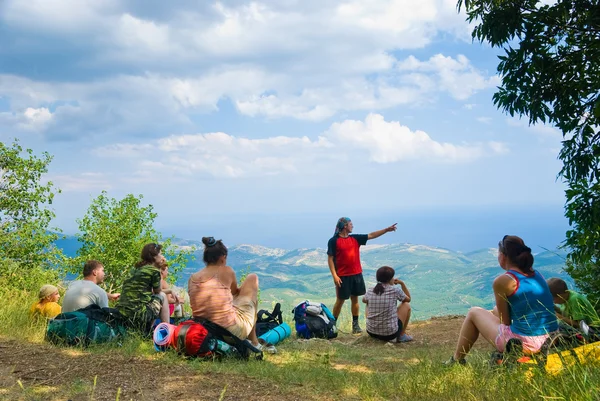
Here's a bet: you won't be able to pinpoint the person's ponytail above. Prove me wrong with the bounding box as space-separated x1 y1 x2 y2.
514 246 534 274
373 282 385 295
373 266 395 296
500 235 534 274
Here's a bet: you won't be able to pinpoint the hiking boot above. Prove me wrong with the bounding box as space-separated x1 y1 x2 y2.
443 356 466 366
397 333 413 343
352 321 363 334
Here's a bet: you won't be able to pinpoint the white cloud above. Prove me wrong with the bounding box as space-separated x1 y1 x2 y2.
97 132 334 178
94 113 505 179
476 116 492 124
0 1 499 131
2 0 118 34
506 117 562 139
325 113 500 163
3 1 470 62
397 54 500 100
48 172 112 192
0 51 501 134
0 107 53 133
113 14 172 54
488 141 509 154
21 107 53 130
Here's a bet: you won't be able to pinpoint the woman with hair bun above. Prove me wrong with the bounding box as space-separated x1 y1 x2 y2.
188 237 269 352
445 235 558 365
362 266 413 343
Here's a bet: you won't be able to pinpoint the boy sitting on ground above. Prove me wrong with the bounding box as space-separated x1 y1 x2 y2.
547 277 600 329
30 284 62 320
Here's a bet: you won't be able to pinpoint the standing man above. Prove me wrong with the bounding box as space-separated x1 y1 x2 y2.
62 260 120 313
327 217 397 334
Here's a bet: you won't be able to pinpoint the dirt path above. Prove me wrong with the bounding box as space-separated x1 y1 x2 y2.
0 316 479 401
0 339 301 401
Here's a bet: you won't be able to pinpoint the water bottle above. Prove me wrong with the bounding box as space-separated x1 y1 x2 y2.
214 339 239 356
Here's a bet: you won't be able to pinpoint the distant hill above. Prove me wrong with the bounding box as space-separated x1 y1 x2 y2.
55 236 571 320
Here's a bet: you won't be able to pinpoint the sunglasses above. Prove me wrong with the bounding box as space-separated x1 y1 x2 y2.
498 235 508 253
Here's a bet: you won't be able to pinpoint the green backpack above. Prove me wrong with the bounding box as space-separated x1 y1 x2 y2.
46 304 126 346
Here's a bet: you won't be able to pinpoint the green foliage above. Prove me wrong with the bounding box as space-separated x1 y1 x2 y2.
0 140 64 293
0 272 51 342
0 139 63 272
68 191 195 293
0 259 61 299
457 0 600 303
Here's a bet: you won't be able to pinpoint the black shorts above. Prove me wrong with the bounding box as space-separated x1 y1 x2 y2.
336 273 366 300
367 320 404 342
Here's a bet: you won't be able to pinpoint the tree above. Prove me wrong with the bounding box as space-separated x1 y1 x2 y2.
70 191 195 292
457 0 600 302
0 140 62 271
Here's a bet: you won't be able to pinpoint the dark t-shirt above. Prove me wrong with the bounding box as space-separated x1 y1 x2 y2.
327 234 368 276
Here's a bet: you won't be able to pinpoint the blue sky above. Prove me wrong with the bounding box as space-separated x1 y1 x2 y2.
0 1 568 250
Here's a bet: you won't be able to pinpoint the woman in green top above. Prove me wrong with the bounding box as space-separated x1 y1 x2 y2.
117 243 171 331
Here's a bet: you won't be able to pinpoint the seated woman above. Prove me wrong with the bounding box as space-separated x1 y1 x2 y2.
363 266 413 343
446 235 558 365
30 284 62 320
117 243 170 331
160 263 183 317
188 237 269 352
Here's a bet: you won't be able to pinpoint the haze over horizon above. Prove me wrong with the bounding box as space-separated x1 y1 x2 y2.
150 204 568 253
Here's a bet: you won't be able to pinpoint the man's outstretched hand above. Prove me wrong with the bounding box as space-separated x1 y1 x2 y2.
385 223 398 233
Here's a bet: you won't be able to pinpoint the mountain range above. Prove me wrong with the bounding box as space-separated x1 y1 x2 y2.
55 236 571 321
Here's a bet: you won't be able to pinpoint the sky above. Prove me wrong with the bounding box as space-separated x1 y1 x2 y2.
0 0 569 251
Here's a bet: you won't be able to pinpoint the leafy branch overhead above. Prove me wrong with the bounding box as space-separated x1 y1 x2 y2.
457 0 600 301
69 191 196 293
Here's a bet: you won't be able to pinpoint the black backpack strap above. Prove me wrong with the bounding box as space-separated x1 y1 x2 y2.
195 318 263 360
257 309 272 323
78 304 106 321
271 303 283 325
177 324 191 353
257 303 283 325
102 307 127 327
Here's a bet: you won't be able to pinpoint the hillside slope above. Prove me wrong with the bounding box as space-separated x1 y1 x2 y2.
56 236 572 319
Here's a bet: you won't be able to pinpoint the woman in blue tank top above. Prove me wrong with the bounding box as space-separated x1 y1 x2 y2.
445 235 558 365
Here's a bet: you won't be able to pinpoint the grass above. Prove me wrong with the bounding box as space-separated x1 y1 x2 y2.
1 291 600 400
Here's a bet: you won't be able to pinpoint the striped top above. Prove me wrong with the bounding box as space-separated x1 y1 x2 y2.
188 271 236 328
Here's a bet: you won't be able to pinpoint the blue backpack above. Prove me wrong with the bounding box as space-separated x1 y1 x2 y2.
46 304 126 347
292 301 338 339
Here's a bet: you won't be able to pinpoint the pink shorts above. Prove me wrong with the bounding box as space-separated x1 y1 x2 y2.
495 324 549 353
